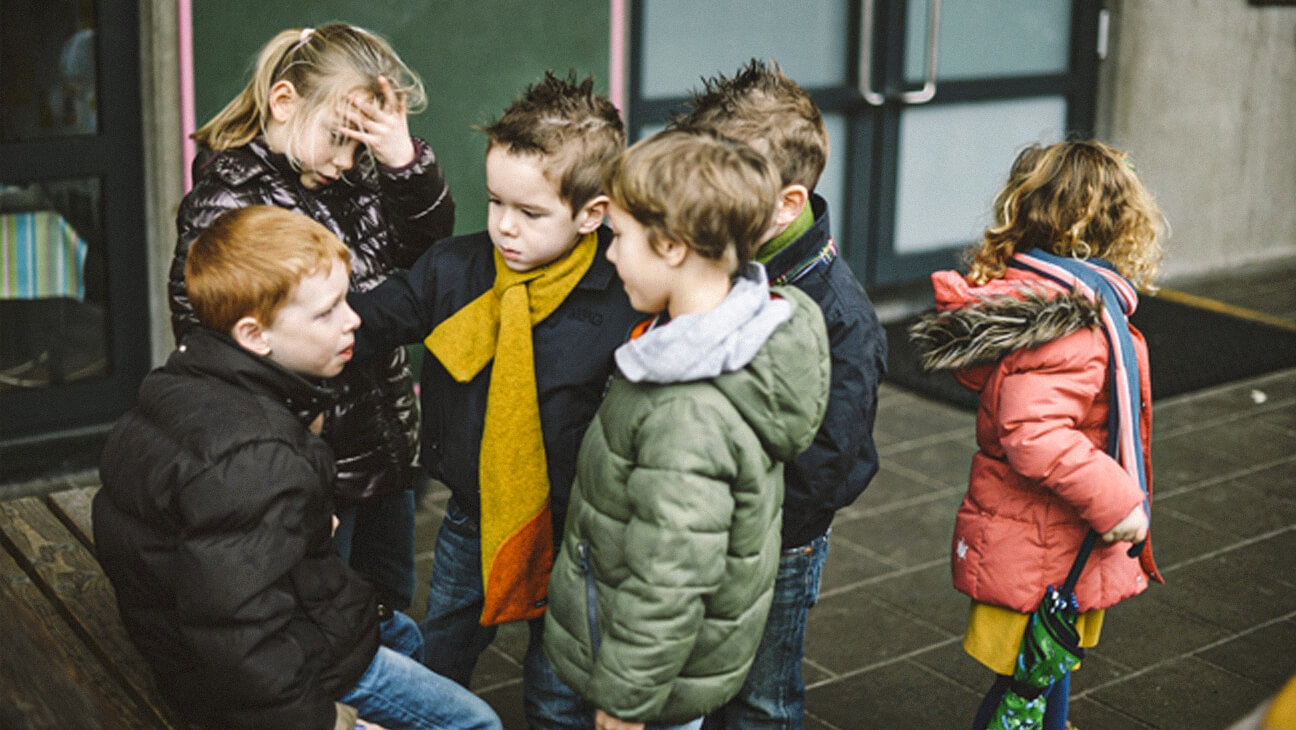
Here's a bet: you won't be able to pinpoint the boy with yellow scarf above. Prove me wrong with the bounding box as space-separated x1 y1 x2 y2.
347 71 639 729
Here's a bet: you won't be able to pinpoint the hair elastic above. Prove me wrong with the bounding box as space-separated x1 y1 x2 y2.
291 28 314 54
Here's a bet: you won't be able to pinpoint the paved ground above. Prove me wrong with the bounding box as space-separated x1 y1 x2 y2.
404 258 1296 729
6 259 1292 728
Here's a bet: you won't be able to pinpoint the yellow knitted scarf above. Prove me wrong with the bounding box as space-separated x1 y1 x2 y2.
424 232 597 625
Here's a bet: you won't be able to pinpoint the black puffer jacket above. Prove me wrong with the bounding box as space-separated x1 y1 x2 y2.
169 136 453 503
94 328 380 730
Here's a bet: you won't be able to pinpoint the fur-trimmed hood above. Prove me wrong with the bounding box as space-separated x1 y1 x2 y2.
909 270 1103 372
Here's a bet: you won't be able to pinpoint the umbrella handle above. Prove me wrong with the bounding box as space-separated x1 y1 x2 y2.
1062 532 1146 596
1061 531 1100 596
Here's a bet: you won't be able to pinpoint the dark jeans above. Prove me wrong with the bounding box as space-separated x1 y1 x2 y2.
420 499 589 730
704 530 831 729
334 489 417 609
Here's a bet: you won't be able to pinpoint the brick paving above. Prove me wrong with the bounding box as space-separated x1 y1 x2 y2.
407 259 1296 729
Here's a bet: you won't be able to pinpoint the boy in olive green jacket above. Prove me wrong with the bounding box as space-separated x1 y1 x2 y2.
543 130 830 729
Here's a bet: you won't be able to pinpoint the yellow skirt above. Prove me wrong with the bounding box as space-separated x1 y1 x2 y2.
964 601 1105 676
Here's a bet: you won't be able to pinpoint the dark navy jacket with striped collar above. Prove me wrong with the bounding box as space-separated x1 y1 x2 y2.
763 194 888 548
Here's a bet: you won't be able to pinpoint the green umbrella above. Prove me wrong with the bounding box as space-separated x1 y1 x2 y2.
985 532 1098 730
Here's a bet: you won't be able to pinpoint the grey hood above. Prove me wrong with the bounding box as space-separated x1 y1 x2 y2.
616 263 830 463
615 263 792 384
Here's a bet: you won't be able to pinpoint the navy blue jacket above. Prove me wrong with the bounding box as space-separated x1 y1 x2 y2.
348 227 640 534
766 196 887 547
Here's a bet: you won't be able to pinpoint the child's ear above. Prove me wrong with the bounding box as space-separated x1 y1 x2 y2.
574 194 610 234
773 184 810 229
231 316 272 356
268 80 300 124
658 238 689 268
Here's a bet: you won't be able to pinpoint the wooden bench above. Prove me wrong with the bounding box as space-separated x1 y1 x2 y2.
0 486 197 729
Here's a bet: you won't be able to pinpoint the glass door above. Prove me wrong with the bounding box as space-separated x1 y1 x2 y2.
627 0 1102 288
0 0 149 444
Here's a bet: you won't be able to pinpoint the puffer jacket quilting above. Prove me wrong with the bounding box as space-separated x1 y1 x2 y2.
910 268 1161 614
169 136 453 502
543 286 831 724
93 329 379 730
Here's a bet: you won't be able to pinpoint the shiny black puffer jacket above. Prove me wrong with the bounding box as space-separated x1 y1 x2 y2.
170 136 453 503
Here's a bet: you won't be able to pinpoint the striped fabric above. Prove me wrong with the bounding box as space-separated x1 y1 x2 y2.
1 211 88 300
769 237 837 286
1007 249 1149 517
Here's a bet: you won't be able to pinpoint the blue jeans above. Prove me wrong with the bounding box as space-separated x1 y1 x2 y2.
420 499 590 730
335 489 417 609
341 611 502 729
704 530 830 730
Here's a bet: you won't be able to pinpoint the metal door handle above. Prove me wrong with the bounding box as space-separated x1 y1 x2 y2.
858 0 943 106
858 0 886 105
901 0 942 104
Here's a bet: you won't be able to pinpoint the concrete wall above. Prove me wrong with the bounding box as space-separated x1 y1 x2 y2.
1099 1 1296 279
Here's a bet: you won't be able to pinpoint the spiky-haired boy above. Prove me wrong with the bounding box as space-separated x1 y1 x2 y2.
347 71 639 728
672 60 887 729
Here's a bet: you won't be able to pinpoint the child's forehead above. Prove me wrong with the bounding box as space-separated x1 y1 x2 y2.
486 146 568 198
289 258 347 301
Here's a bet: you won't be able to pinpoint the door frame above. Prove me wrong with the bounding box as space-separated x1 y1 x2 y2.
0 0 151 444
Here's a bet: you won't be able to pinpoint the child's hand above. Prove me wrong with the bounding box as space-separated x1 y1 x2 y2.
595 709 645 730
1102 505 1149 544
338 75 415 169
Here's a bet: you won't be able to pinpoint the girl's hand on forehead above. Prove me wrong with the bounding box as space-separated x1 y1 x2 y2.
337 75 416 169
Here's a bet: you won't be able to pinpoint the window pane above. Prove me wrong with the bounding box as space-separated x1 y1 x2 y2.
0 178 108 390
906 0 1072 83
640 0 851 98
893 97 1066 254
0 0 99 141
817 112 847 234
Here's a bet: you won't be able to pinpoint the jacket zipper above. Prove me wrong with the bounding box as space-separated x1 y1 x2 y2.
576 541 601 658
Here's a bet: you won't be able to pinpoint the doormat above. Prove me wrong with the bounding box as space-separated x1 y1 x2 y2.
884 290 1296 411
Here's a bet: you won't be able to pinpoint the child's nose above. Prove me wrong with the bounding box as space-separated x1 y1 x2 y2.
341 302 361 332
497 209 520 236
334 144 356 171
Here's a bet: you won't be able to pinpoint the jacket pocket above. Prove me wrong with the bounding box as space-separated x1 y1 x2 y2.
576 541 601 658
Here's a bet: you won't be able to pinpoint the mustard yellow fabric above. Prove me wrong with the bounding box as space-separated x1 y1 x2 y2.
425 233 598 624
1265 673 1296 729
964 600 1104 676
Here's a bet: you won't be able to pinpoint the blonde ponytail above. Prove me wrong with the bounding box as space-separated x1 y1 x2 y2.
192 29 302 151
192 23 425 155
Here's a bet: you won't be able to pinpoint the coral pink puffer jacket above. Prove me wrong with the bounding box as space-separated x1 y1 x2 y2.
911 269 1162 614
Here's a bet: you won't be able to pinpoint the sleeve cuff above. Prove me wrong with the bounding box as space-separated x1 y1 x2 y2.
333 702 359 730
378 136 430 176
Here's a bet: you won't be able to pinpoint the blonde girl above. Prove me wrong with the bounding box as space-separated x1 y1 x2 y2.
169 23 454 621
911 140 1167 730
